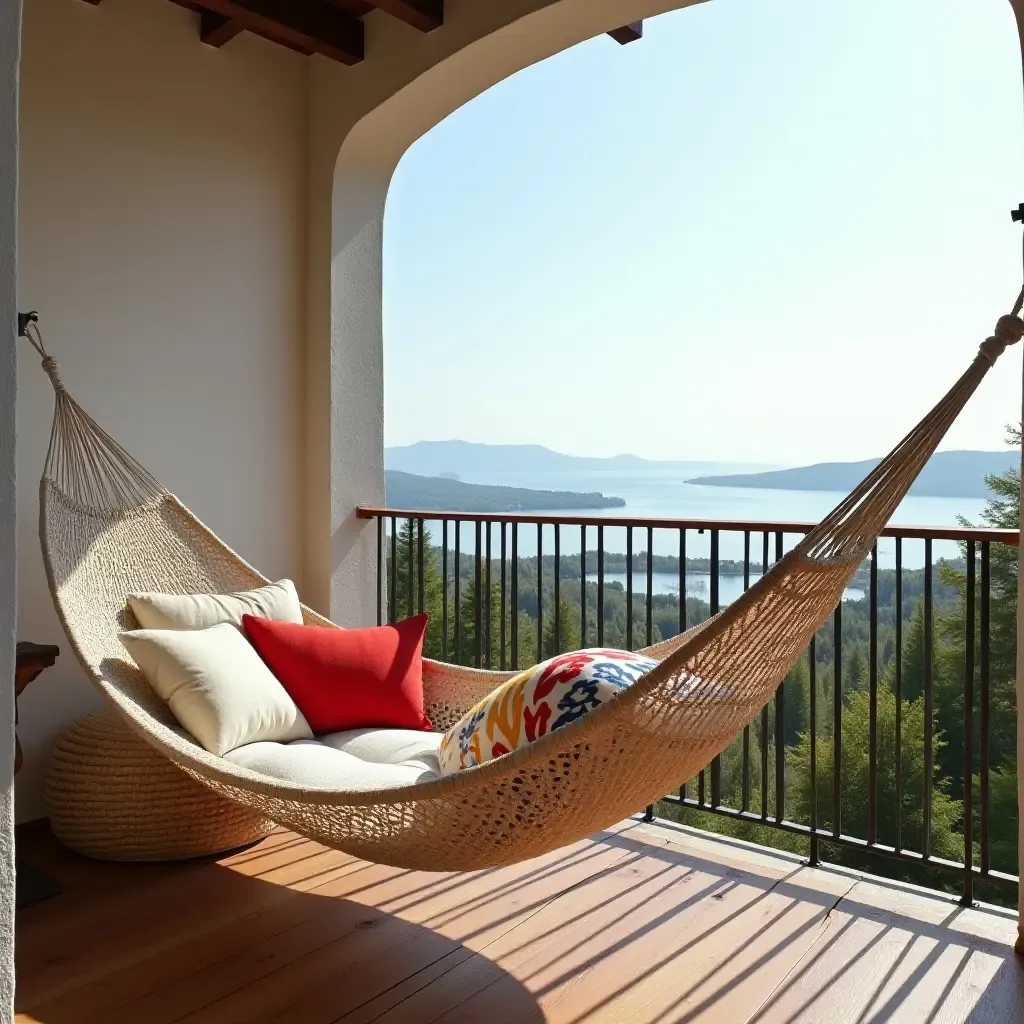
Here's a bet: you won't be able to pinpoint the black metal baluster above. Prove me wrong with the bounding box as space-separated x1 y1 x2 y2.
774 531 784 822
710 529 721 808
923 539 933 859
626 527 633 652
406 519 414 621
536 523 543 664
809 635 818 865
500 523 506 671
980 542 990 876
833 602 842 838
389 517 397 625
474 521 482 669
485 524 492 669
417 519 425 616
641 527 656 825
761 532 770 818
554 524 561 654
376 516 383 626
454 521 461 664
895 537 902 852
597 525 604 646
442 520 449 660
742 530 751 814
646 526 654 648
679 529 686 634
962 540 975 904
511 524 518 670
580 525 587 648
868 542 878 845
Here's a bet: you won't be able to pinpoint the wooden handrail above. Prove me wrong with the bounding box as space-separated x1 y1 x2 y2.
355 506 1020 546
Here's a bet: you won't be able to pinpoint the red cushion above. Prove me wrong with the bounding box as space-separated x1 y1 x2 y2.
242 614 433 734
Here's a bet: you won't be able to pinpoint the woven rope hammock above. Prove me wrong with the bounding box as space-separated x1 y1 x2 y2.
26 311 1024 871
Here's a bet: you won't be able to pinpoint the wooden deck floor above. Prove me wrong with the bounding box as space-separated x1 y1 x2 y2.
14 820 1023 1023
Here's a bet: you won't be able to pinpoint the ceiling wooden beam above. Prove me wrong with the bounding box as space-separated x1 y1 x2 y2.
357 0 442 32
607 21 643 45
200 11 244 47
190 0 364 64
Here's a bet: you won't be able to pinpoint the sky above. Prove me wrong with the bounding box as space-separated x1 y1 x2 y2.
383 0 1024 465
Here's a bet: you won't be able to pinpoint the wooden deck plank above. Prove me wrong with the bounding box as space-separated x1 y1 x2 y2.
387 852 854 1024
13 823 1022 1024
171 832 640 1023
750 877 1024 1024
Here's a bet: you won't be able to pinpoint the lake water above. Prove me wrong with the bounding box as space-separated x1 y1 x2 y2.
408 464 992 571
585 571 865 604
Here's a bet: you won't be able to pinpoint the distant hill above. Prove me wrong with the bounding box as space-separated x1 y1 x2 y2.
385 440 764 477
385 471 626 513
687 450 1018 499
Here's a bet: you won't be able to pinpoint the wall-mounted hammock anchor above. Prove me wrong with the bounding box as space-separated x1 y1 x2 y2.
17 309 38 337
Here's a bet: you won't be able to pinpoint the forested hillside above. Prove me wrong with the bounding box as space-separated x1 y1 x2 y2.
385 432 1020 902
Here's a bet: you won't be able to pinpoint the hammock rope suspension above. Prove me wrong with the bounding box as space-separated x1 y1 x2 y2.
27 301 1023 871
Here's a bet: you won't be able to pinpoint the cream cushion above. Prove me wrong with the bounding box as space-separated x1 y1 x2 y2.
225 729 442 792
319 728 442 775
127 579 302 631
119 623 313 756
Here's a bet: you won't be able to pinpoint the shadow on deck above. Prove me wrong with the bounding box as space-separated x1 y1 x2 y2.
14 818 1023 1023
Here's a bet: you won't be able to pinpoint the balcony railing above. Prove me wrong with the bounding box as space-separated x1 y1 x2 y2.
357 506 1020 906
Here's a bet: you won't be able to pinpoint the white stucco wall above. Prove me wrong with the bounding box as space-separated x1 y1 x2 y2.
306 0 701 624
0 0 21 1014
15 0 307 821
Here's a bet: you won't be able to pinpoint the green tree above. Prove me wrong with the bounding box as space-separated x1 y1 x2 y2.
844 643 867 693
899 600 928 703
789 688 963 862
972 767 1018 875
926 426 1019 797
454 576 503 668
390 519 446 659
543 598 581 658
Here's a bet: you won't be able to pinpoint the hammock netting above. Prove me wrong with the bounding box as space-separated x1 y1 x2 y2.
26 314 1024 871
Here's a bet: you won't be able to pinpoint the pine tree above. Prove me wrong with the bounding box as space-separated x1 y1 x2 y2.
454 576 503 668
389 519 446 659
789 688 963 862
543 598 581 658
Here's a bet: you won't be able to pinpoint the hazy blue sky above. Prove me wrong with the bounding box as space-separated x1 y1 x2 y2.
383 0 1024 464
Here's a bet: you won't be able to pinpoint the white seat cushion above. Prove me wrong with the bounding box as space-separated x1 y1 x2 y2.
225 737 438 792
319 728 442 775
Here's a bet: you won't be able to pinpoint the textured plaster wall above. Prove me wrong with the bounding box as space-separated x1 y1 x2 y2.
306 0 703 624
1010 0 1024 957
15 0 307 821
0 0 20 1014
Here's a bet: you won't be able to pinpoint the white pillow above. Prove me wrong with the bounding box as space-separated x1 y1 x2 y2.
127 579 302 632
119 623 313 755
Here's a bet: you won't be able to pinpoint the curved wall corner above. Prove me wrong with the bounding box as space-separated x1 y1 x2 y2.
310 0 699 624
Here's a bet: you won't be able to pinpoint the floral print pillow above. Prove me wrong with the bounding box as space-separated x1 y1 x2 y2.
438 648 657 775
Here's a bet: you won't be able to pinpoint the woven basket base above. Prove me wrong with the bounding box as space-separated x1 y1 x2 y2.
46 711 274 861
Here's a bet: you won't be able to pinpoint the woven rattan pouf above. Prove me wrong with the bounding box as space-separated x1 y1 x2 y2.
46 710 274 861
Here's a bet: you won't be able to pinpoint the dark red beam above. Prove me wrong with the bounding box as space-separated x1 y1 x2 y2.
188 0 364 64
358 0 442 32
200 11 244 47
607 21 643 45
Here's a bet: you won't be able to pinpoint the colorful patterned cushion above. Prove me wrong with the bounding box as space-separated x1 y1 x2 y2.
438 648 657 775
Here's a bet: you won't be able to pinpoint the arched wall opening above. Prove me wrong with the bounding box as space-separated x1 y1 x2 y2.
316 0 1024 950
310 0 703 622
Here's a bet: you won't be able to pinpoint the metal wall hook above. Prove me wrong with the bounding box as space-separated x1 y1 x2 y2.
17 311 38 337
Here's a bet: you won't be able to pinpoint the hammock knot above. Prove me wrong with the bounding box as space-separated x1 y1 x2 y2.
41 356 65 392
979 315 1024 366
